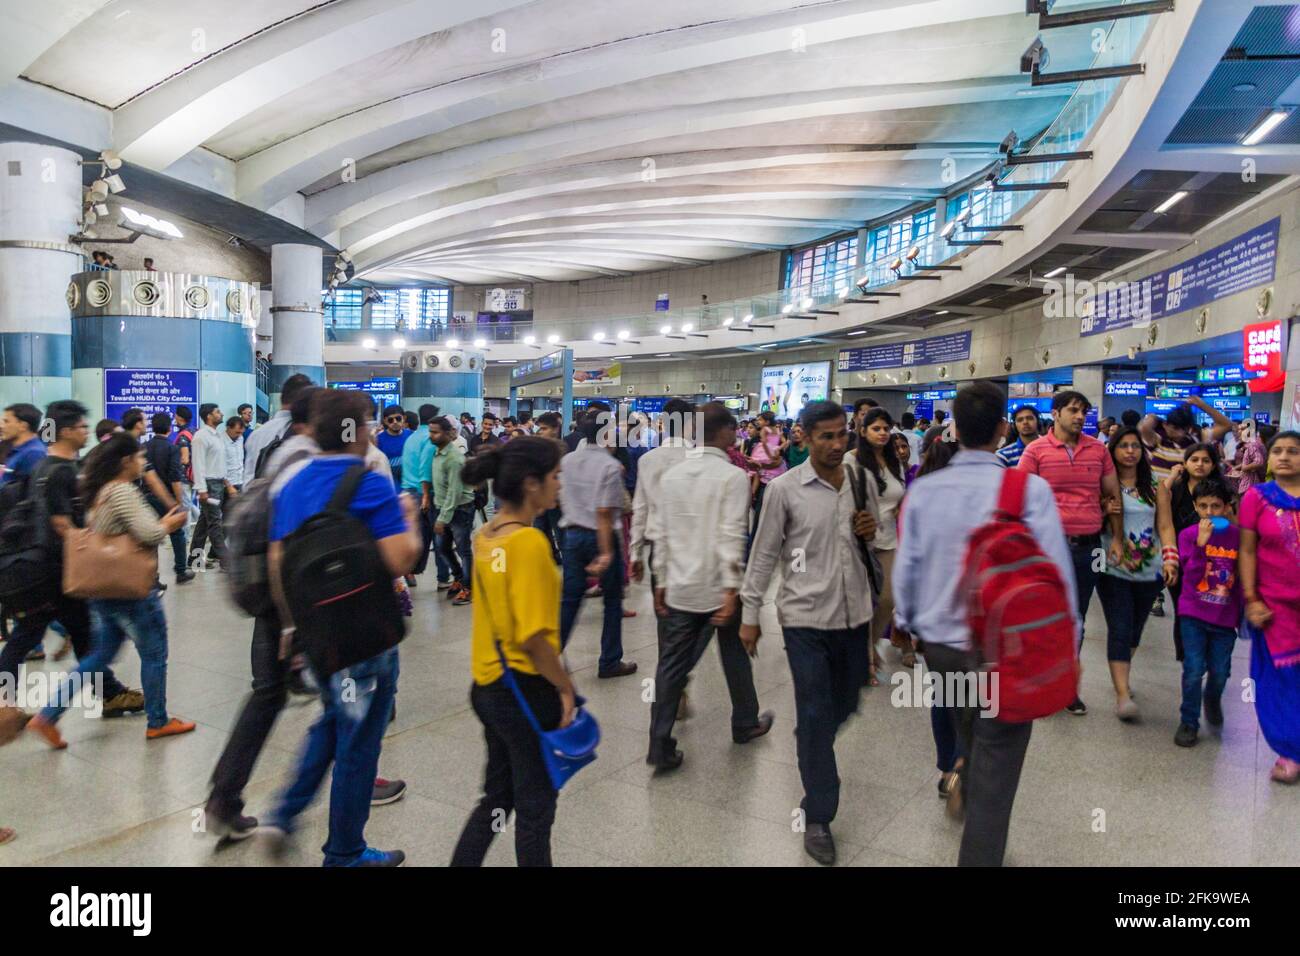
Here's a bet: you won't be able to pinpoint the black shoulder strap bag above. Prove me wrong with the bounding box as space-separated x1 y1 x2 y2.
848 461 885 600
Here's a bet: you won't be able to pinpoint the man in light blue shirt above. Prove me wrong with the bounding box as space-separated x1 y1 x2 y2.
892 381 1076 868
399 404 442 586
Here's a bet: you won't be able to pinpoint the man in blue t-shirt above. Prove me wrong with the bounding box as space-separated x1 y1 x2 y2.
1 403 46 484
263 389 420 868
374 404 410 488
398 403 444 586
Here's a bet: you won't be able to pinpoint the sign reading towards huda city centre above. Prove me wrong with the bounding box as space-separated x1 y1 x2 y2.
1078 218 1280 337
104 369 198 422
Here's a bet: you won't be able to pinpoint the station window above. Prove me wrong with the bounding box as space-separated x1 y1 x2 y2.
785 234 858 289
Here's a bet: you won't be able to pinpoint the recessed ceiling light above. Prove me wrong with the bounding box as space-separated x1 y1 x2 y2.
847 330 867 336
523 334 536 345
1232 82 1257 93
681 323 694 332
361 337 376 349
546 333 560 344
934 310 949 315
660 325 672 334
723 316 734 326
1242 108 1291 146
473 337 486 348
617 330 630 340
446 338 459 348
656 353 672 357
1154 191 1188 214
1044 266 1067 279
743 314 753 323
592 331 605 341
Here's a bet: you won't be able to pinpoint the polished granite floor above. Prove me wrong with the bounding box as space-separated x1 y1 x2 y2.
1 565 1295 867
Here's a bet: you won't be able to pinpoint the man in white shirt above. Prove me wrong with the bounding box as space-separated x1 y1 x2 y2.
647 403 773 770
223 415 246 491
629 398 695 585
190 403 230 570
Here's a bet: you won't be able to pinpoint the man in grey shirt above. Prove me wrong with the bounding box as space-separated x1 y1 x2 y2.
558 409 636 678
740 400 878 866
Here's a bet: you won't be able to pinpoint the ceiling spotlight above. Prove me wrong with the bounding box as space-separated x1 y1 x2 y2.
547 333 560 344
889 257 904 273
337 250 352 264
617 330 630 340
800 297 813 310
83 210 97 225
681 323 694 332
447 338 460 348
1242 108 1291 146
391 338 406 349
955 207 971 223
781 304 794 314
660 325 672 334
88 181 109 202
905 245 920 261
104 174 126 194
1043 266 1067 279
941 220 959 239
474 337 487 348
523 334 536 345
743 314 753 323
1153 191 1188 215
362 337 377 349
80 227 97 239
93 203 109 216
98 150 123 171
723 316 734 326
593 331 605 341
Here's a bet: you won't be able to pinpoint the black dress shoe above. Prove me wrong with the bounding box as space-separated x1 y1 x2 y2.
733 710 775 744
804 823 836 865
597 661 638 679
1204 694 1224 727
175 570 196 584
646 748 684 772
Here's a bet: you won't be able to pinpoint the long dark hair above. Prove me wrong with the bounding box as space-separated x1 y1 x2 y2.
1174 441 1222 493
1108 426 1155 504
461 436 563 506
916 436 957 477
856 407 904 493
80 432 142 506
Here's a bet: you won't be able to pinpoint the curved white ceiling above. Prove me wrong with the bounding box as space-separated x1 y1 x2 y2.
18 0 1104 283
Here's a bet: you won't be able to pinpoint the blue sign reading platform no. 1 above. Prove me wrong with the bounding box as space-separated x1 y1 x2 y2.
104 369 199 422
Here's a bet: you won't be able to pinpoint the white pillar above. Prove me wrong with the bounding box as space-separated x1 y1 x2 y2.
269 242 324 405
0 143 82 407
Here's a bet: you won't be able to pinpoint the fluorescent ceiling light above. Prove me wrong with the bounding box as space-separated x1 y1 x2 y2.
1044 266 1067 279
800 297 813 309
523 334 536 345
592 331 605 341
546 333 560 344
473 337 486 348
660 325 672 334
391 338 405 349
446 338 459 348
743 314 754 323
1242 109 1290 146
848 330 868 336
681 323 694 332
1154 191 1188 215
617 330 630 340
656 353 672 357
934 310 949 316
362 337 377 349
723 317 734 326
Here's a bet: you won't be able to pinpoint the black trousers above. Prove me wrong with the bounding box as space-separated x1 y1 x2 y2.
147 493 188 575
921 641 1032 867
412 495 434 576
648 607 760 762
0 592 127 704
208 610 289 818
451 674 560 867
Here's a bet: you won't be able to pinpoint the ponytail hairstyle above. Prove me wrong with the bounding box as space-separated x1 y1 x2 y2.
460 436 563 507
80 431 142 506
856 407 904 493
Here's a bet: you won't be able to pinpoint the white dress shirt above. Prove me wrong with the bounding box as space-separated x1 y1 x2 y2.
629 436 692 564
223 431 245 486
191 423 227 488
740 459 875 631
648 446 749 613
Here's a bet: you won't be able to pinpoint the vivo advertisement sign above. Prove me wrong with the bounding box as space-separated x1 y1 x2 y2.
838 331 972 372
1079 218 1279 337
104 369 198 422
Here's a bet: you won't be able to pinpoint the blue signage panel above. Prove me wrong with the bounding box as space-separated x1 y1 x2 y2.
1080 218 1280 337
104 369 198 423
838 331 972 372
1197 363 1267 384
331 378 400 410
1104 380 1146 397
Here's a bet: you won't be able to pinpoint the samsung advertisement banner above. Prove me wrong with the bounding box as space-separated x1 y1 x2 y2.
760 362 830 420
104 369 198 423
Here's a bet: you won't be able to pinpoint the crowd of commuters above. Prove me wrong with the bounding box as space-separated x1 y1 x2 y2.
0 380 1295 863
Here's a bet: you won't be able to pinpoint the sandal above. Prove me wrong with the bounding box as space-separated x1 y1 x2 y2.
1270 758 1300 785
0 827 14 845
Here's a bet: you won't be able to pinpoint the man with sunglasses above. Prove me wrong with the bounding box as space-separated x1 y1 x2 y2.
375 404 411 489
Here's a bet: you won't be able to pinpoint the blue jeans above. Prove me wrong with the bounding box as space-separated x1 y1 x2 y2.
559 526 623 673
1179 617 1236 729
42 592 170 728
437 502 475 585
270 648 399 866
1067 534 1100 645
782 625 870 825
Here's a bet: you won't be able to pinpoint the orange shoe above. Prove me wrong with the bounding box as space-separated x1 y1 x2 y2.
27 716 67 750
146 717 196 740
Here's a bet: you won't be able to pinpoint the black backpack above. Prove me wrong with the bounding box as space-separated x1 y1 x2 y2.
224 433 309 617
279 463 405 676
0 461 59 610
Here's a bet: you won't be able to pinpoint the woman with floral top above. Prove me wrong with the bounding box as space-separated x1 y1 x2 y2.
1097 428 1177 724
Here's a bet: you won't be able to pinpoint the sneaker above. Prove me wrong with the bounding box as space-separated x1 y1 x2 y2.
23 648 44 662
452 589 471 606
340 847 405 867
175 570 196 584
1270 757 1300 785
26 715 66 750
584 585 603 598
1174 723 1198 747
146 717 196 740
101 689 146 718
1116 696 1139 722
371 777 407 806
204 801 259 841
1204 694 1224 727
445 582 465 601
204 558 218 570
257 824 290 860
1065 697 1087 716
436 580 452 590
1150 595 1165 618
287 669 316 699
404 574 417 587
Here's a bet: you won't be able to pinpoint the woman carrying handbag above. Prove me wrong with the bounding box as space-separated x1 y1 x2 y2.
29 433 193 748
451 436 594 867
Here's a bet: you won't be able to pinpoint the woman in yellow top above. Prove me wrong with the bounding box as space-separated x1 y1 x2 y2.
451 436 575 867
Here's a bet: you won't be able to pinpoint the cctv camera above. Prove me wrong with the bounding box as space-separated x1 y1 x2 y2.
1127 346 1139 360
1021 38 1046 74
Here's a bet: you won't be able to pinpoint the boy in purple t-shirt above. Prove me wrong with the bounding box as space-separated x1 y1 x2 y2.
1174 478 1243 747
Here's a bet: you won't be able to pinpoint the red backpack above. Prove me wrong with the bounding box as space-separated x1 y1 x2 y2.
962 468 1078 723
